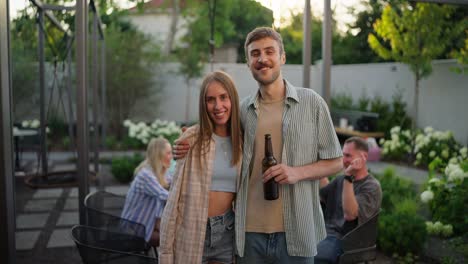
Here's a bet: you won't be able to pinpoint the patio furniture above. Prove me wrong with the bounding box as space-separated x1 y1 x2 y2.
331 109 384 139
338 210 381 264
71 225 157 264
84 191 146 241
13 127 40 171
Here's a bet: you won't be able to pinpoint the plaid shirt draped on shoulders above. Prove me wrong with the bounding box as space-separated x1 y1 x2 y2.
159 126 214 264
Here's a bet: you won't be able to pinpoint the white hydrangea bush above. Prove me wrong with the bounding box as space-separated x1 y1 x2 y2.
123 119 182 145
420 157 468 235
380 126 462 168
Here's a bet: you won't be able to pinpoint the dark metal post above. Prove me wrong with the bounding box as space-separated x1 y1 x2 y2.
38 9 48 177
100 39 106 150
76 0 89 225
65 37 75 150
208 0 217 71
0 1 17 262
302 0 311 88
322 0 332 106
92 11 99 173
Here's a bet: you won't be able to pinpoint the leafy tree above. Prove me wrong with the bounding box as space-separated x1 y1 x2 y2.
338 0 404 64
104 23 165 138
180 0 273 63
368 3 461 127
227 0 273 62
279 12 325 64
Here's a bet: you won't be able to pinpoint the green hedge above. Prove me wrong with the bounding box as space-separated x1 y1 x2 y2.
110 153 144 183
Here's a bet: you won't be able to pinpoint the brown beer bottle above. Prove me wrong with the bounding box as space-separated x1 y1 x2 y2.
262 134 279 200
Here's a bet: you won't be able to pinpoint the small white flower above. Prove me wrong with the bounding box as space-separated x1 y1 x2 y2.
442 224 453 237
448 157 458 164
123 119 132 127
416 153 422 160
31 119 40 128
379 138 385 145
390 126 401 134
460 147 467 158
442 150 449 159
424 126 434 134
429 151 436 158
420 190 434 203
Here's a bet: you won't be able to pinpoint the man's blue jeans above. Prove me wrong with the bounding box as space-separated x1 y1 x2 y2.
236 232 314 264
314 235 343 264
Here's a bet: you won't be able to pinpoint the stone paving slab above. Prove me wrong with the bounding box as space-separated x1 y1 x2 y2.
69 187 97 198
47 228 75 248
16 213 50 229
24 199 57 212
63 198 79 210
32 188 64 199
56 212 79 227
106 186 129 196
16 230 41 250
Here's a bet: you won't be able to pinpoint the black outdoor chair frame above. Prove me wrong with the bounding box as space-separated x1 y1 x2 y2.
84 190 150 252
338 210 381 264
71 225 157 264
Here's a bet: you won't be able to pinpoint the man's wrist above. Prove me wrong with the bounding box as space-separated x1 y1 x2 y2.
344 175 354 183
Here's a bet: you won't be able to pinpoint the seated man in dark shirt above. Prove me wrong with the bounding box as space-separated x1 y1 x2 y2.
315 137 382 264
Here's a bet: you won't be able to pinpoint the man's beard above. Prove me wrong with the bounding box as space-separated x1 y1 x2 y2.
252 68 280 86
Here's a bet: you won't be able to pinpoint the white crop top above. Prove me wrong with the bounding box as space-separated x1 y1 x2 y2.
211 134 237 193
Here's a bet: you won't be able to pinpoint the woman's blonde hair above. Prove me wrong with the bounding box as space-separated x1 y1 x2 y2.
195 70 242 166
134 137 170 189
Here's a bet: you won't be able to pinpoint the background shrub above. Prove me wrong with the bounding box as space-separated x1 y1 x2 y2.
374 167 427 255
378 198 427 255
111 153 144 183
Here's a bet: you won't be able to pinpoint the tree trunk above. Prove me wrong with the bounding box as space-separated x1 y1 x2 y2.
185 79 191 123
413 71 420 129
163 0 180 56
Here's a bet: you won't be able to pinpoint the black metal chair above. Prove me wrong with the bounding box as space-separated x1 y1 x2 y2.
338 210 381 264
84 190 146 240
71 225 157 264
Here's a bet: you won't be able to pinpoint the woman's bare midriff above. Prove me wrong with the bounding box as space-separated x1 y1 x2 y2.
208 191 235 217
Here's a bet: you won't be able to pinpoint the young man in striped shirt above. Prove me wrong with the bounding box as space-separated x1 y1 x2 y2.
235 27 343 264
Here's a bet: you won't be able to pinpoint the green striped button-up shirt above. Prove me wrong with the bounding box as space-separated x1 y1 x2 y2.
235 80 343 257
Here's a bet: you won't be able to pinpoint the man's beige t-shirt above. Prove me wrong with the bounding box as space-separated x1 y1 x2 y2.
245 98 285 233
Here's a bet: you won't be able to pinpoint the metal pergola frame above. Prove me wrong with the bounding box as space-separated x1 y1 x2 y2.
1 1 16 262
302 0 332 105
0 1 106 261
27 0 105 185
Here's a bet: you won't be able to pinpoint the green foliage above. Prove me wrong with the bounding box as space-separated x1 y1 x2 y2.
279 13 325 64
369 3 462 126
374 168 427 255
414 129 461 168
331 92 356 110
424 160 468 234
104 23 165 139
375 167 415 212
369 3 457 79
227 0 274 62
331 89 412 137
380 126 413 161
337 0 402 64
379 198 427 255
180 0 273 65
111 153 144 183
